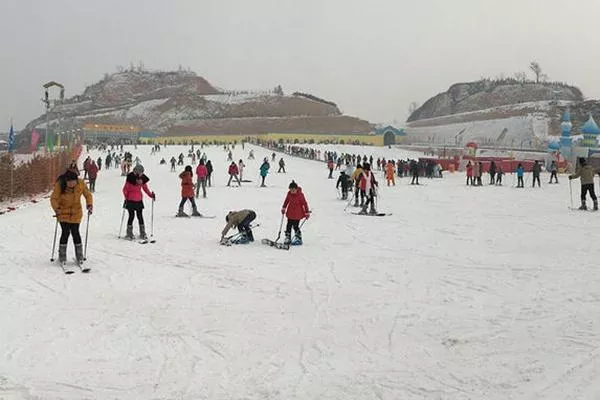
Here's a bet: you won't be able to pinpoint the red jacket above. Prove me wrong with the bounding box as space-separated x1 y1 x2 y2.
196 164 208 179
87 163 99 180
359 170 377 191
123 173 152 202
179 171 194 197
282 188 309 220
228 163 239 175
466 164 473 177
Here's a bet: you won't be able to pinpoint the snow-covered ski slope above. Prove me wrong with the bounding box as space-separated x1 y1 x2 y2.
2 144 600 399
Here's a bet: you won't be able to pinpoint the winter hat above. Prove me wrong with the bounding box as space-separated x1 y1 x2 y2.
363 163 371 170
288 181 298 189
185 165 192 172
356 163 362 169
64 170 78 181
133 165 144 174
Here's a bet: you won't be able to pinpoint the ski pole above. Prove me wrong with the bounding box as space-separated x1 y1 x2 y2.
275 214 284 242
83 211 90 261
151 198 155 239
344 190 355 212
569 179 573 209
50 217 59 262
118 207 126 238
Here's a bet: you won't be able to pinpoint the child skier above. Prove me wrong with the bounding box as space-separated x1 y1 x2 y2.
359 163 379 215
221 209 257 244
87 160 99 192
569 157 599 210
385 160 396 186
495 165 504 186
123 165 155 240
336 171 351 200
50 170 93 264
227 161 241 186
352 163 364 207
516 163 525 188
195 160 208 198
466 161 474 186
177 166 201 217
260 158 270 187
281 181 310 245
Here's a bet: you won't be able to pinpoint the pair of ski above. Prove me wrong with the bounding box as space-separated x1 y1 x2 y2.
220 224 260 246
175 214 216 219
351 212 392 217
59 258 90 274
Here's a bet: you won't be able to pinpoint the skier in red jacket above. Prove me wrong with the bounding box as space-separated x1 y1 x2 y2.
281 181 310 245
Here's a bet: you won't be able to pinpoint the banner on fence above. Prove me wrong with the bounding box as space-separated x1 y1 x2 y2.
30 129 40 153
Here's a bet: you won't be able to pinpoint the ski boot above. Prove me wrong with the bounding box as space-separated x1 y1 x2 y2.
191 207 202 217
126 225 135 240
358 206 368 215
594 200 598 211
579 200 587 211
58 244 67 263
139 224 148 240
75 243 84 263
177 207 189 217
232 233 249 244
369 205 378 215
353 198 359 207
245 229 254 242
291 232 302 246
284 233 292 245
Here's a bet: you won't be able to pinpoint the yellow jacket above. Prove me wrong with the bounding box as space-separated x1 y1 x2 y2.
50 179 93 223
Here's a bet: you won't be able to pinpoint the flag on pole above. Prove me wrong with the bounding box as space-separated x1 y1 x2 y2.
46 128 54 152
30 129 40 152
8 123 16 152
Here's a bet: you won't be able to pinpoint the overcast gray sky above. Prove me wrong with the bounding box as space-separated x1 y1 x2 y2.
1 0 599 129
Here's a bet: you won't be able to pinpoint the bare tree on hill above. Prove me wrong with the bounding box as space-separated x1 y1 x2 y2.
529 61 548 83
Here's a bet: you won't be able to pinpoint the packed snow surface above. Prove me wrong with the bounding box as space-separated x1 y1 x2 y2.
1 144 600 399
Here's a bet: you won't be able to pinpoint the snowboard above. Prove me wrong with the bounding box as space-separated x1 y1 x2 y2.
351 212 392 217
261 238 290 250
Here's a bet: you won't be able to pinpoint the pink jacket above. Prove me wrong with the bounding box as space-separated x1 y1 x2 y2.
123 174 153 202
196 164 208 179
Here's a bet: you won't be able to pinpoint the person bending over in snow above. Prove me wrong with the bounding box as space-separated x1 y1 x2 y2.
281 181 310 245
123 165 155 240
177 166 201 217
569 157 600 210
221 209 257 244
51 170 93 264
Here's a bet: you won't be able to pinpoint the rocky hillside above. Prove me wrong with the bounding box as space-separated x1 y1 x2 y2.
24 70 370 135
408 79 584 122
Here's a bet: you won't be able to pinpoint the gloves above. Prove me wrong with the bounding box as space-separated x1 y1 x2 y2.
281 208 285 215
568 176 573 180
87 205 93 215
305 212 310 220
123 200 128 209
53 209 60 217
151 192 156 200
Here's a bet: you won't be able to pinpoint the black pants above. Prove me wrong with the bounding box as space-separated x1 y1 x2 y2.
60 222 82 245
490 173 495 185
496 174 503 185
466 176 473 185
285 219 301 237
581 184 597 201
207 173 212 187
227 174 241 186
127 208 144 225
178 197 197 210
550 171 558 183
239 211 256 240
89 179 96 192
517 176 524 187
328 168 333 178
261 176 266 186
354 186 365 203
363 189 375 209
278 166 285 173
411 173 419 184
532 175 541 187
